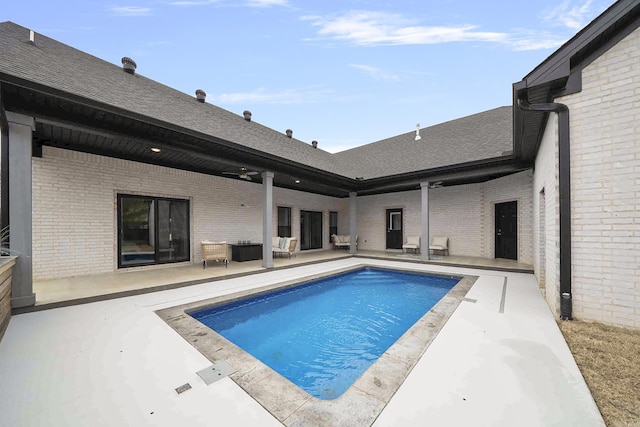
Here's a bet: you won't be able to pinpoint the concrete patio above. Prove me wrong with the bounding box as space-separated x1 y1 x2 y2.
0 257 603 426
27 250 533 310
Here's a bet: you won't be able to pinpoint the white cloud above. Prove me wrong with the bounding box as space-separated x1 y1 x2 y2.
303 10 591 51
168 0 218 5
245 0 288 7
507 30 568 51
542 0 601 30
167 0 286 8
211 86 333 105
109 6 152 16
349 64 399 81
304 11 507 46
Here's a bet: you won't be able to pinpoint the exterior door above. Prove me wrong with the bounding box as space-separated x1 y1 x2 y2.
386 208 403 249
495 201 517 260
118 194 190 268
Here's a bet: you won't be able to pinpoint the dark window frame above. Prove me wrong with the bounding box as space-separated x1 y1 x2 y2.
277 206 292 237
117 193 190 269
329 211 338 238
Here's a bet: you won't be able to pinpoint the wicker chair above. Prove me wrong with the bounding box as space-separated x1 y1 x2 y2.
201 241 229 268
273 237 298 258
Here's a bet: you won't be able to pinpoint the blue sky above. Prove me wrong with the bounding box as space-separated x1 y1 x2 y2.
4 0 610 152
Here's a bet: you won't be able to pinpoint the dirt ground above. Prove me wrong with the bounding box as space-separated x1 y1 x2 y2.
557 320 640 427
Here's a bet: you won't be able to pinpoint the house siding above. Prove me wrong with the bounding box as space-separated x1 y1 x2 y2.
32 147 346 280
272 188 349 249
483 171 534 262
533 113 561 314
355 171 532 263
547 25 640 327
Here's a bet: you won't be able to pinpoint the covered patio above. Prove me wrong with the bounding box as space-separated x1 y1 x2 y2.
23 251 533 312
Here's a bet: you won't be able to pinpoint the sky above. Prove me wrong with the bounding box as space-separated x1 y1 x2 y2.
3 0 611 153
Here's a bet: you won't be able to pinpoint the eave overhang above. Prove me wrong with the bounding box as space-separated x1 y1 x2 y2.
2 73 530 199
513 0 640 162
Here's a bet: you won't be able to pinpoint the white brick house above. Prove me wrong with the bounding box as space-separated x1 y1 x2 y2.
1 0 639 329
515 0 640 327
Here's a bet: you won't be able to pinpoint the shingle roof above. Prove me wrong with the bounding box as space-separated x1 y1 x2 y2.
334 106 513 179
0 22 346 175
0 21 513 181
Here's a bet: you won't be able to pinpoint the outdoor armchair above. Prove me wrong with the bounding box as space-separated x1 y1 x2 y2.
201 241 229 268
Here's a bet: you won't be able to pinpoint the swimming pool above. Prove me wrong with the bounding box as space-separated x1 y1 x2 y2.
190 268 458 399
157 263 476 425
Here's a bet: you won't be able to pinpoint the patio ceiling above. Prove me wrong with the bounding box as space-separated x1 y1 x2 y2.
2 83 356 198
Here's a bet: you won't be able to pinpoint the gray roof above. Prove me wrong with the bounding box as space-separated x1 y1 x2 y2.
1 21 514 182
0 22 345 175
334 106 513 179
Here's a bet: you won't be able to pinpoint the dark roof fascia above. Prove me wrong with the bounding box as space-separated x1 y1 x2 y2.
514 0 640 162
0 83 8 131
356 155 529 193
523 0 640 88
0 75 359 190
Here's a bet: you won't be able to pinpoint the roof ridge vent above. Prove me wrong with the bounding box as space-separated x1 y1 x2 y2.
121 57 137 75
285 129 293 138
195 89 206 103
311 140 318 149
243 110 252 121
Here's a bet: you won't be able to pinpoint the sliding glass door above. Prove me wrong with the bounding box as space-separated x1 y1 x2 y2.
118 194 190 268
300 210 323 250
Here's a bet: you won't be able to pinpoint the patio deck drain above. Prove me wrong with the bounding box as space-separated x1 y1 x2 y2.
175 383 192 394
196 361 236 385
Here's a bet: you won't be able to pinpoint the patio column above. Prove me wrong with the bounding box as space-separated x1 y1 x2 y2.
420 182 430 261
349 192 357 254
7 112 35 308
262 171 274 269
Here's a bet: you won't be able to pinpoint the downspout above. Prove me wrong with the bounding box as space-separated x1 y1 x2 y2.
517 98 572 320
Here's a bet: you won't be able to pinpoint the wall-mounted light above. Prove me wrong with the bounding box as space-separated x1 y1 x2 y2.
150 147 161 153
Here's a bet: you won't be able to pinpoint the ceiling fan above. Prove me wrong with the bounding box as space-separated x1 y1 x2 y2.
222 167 259 181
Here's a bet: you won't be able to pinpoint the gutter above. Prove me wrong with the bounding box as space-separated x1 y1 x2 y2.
517 98 572 320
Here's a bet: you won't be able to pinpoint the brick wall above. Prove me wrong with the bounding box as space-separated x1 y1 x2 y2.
542 26 640 327
355 171 532 263
533 114 561 313
483 171 534 262
32 147 347 280
273 188 348 249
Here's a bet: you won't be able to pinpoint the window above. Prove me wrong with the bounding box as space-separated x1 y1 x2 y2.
329 211 338 238
118 194 190 268
278 206 291 237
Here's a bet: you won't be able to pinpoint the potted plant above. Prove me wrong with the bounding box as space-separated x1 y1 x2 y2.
0 225 9 256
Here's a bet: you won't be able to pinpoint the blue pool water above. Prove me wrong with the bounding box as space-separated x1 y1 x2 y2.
191 267 459 400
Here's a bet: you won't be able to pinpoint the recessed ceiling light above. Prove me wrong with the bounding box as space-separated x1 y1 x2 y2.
150 147 161 153
294 179 301 184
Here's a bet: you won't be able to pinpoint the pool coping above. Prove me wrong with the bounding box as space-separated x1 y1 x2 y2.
156 264 477 426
